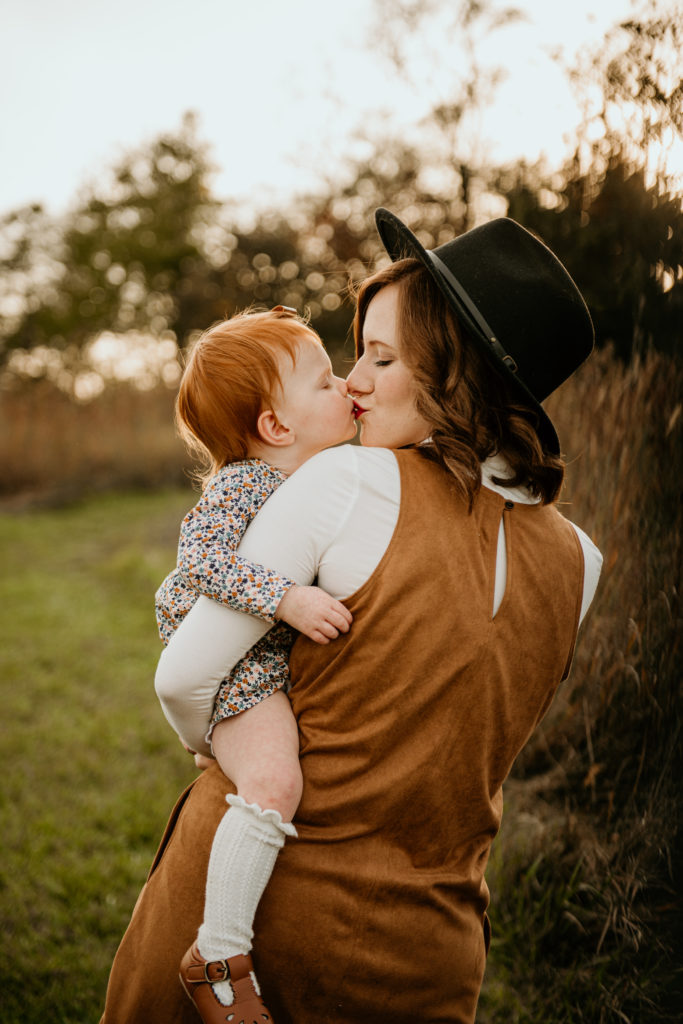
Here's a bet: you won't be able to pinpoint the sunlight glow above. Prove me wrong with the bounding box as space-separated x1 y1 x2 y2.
5 332 181 400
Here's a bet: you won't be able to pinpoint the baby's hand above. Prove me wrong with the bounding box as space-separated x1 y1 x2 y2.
275 585 352 644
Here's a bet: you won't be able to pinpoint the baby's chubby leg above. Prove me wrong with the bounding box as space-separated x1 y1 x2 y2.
211 688 303 823
188 691 301 1013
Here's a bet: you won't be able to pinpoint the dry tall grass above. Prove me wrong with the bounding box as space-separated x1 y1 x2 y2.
481 346 682 1022
0 380 189 506
0 337 353 506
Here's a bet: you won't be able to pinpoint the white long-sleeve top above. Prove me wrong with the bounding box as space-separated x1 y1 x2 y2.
156 446 603 755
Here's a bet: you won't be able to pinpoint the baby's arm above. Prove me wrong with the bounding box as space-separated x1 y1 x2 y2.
179 468 352 643
177 468 295 622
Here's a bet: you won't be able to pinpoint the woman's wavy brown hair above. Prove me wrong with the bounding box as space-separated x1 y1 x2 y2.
353 258 565 506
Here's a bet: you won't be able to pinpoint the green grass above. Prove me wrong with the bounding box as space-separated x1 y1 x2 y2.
0 488 197 1022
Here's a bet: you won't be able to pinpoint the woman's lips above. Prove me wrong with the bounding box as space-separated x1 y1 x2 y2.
353 402 367 420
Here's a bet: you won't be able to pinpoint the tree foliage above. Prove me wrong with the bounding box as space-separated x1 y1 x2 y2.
500 0 683 358
568 0 683 171
502 157 683 358
368 0 523 227
0 114 216 364
0 1 681 385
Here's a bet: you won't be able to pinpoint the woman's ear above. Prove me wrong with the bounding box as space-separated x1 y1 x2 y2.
256 408 295 448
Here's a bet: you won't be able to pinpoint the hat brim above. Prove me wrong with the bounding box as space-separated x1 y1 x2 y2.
374 207 561 454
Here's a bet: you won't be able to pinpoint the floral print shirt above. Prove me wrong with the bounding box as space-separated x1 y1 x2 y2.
155 459 296 714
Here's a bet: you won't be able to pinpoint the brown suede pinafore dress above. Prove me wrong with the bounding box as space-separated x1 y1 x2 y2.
101 449 584 1024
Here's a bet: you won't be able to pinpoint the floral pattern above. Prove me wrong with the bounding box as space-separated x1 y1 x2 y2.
211 623 294 723
155 459 295 717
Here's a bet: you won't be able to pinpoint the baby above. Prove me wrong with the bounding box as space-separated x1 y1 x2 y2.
154 306 357 1023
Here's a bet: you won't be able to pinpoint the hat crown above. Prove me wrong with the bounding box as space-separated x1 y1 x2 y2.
375 209 595 452
430 218 593 401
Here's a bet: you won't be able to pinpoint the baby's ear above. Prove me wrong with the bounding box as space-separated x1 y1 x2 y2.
256 409 295 447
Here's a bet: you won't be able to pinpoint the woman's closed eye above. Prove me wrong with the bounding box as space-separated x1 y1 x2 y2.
374 359 393 367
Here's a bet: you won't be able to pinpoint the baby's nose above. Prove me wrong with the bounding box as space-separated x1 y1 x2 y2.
333 375 348 395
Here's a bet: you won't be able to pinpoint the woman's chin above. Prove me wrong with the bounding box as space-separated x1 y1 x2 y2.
358 423 382 447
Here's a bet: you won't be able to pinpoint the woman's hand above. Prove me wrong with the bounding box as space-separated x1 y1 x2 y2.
193 752 215 771
180 737 214 772
275 584 352 644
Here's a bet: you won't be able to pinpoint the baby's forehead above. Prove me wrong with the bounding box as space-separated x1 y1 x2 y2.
293 329 327 360
273 328 327 380
295 324 323 347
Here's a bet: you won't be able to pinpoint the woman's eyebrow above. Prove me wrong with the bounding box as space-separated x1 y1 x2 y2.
362 338 394 351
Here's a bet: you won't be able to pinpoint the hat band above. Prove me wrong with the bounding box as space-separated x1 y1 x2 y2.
426 250 518 374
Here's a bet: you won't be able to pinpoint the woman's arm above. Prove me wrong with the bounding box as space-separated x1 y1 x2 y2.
155 598 272 754
155 619 294 756
154 446 375 750
571 523 603 623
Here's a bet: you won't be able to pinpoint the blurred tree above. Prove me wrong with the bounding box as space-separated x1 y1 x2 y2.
3 1 680 380
499 0 683 358
567 0 683 178
502 156 683 357
283 138 476 357
0 113 217 366
0 121 423 374
188 139 463 361
0 204 62 349
368 0 523 228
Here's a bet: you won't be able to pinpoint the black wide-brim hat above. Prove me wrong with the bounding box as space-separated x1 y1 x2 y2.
375 207 595 454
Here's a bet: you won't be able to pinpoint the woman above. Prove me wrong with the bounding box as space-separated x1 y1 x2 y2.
100 208 602 1024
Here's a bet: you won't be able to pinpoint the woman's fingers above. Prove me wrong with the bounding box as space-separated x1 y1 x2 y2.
194 752 215 771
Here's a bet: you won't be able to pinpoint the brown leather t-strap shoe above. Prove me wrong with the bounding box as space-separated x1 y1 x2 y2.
179 943 273 1024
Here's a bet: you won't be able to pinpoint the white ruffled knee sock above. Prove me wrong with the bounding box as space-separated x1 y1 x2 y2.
196 793 297 1005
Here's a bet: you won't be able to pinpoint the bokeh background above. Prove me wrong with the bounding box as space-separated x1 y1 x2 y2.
1 1 681 1021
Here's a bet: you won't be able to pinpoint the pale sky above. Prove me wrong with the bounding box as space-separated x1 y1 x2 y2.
1 0 672 219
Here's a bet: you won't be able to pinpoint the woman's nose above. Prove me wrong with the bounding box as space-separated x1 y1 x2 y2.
346 363 369 394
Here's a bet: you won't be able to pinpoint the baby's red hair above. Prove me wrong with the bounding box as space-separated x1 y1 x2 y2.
176 307 321 484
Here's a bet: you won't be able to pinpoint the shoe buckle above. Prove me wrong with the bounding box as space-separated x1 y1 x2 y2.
204 958 229 983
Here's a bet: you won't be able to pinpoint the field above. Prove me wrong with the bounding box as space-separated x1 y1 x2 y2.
0 487 196 1022
0 346 681 1022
